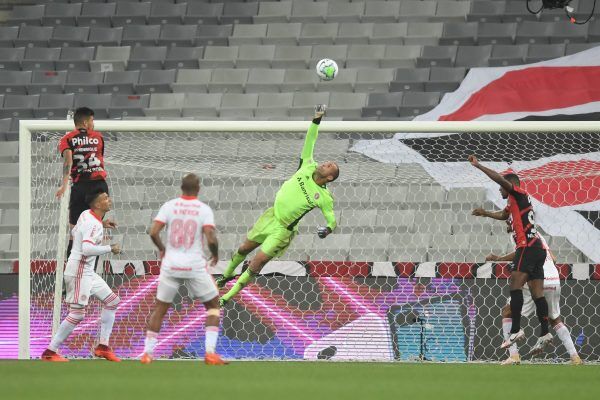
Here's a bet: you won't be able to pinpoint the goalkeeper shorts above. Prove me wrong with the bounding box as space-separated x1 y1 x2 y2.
247 207 295 258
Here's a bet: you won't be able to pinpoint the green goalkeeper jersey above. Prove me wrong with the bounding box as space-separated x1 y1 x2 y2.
273 121 337 231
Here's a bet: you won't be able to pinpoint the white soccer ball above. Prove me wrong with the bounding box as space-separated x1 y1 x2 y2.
316 59 339 81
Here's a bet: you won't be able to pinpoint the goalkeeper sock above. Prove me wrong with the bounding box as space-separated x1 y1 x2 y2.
509 290 523 334
222 269 257 301
554 322 578 357
502 318 519 356
144 331 158 355
222 251 246 278
205 326 219 354
534 296 549 336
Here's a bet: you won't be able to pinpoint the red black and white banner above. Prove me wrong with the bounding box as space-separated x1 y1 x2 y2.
353 47 600 262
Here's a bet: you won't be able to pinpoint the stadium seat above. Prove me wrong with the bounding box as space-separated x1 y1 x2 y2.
100 70 139 94
405 22 444 46
220 2 259 25
291 1 327 23
0 26 19 47
435 1 471 22
200 46 239 69
112 2 152 27
354 68 394 92
337 23 374 45
282 69 319 92
181 93 222 117
136 69 176 94
346 44 385 68
467 1 504 23
254 1 293 24
516 21 553 45
148 2 187 25
362 92 403 118
478 22 517 45
146 92 185 117
440 22 478 46
73 93 111 118
381 45 421 68
245 69 285 93
0 95 39 119
405 184 446 204
425 67 465 92
349 233 390 261
298 23 339 45
15 26 53 48
488 44 528 67
128 46 167 70
121 25 161 47
0 47 25 71
8 5 45 26
230 24 268 46
237 45 276 68
272 45 312 68
525 43 566 63
34 93 74 119
88 27 124 47
388 233 431 262
290 92 331 116
158 25 197 47
49 26 90 48
164 47 203 70
311 45 348 68
21 47 61 71
363 1 401 23
219 93 259 118
172 69 211 93
548 21 588 44
196 25 233 47
455 45 492 67
78 3 116 28
371 23 409 45
42 2 82 27
327 1 364 23
417 45 458 67
264 23 302 46
184 2 223 25
399 1 438 22
0 71 32 95
208 68 249 93
312 233 352 261
413 210 456 234
255 93 293 118
390 68 429 92
316 68 356 92
93 46 131 72
109 94 150 118
375 210 415 233
503 1 538 23
28 71 66 95
328 92 367 118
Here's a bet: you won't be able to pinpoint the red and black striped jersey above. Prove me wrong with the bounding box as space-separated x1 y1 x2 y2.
504 185 542 249
58 128 107 183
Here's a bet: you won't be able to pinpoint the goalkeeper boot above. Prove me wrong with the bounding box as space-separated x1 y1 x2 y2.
500 354 521 365
205 353 229 365
94 344 121 362
501 329 525 349
140 353 153 364
216 275 235 289
570 355 583 365
529 332 553 356
41 349 69 362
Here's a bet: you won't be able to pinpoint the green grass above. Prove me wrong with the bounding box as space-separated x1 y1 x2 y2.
1 361 599 400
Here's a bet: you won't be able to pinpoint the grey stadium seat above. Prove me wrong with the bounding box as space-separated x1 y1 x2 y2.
327 92 367 118
0 47 25 71
291 1 327 23
159 25 197 47
467 1 504 23
254 1 293 24
14 26 53 48
399 92 440 117
346 44 385 68
478 23 517 45
436 1 471 22
0 94 39 119
21 47 61 71
272 45 312 68
316 68 356 92
405 22 444 46
440 22 478 46
371 23 409 45
290 92 331 116
73 93 111 118
255 93 293 119
381 45 422 68
264 23 302 46
100 70 139 94
184 2 223 25
362 92 403 118
200 46 239 68
145 93 186 118
549 21 588 44
516 21 553 45
181 93 222 117
196 25 233 47
88 27 124 47
78 2 116 28
503 1 538 23
109 94 150 118
488 44 528 67
220 2 259 25
425 67 466 92
0 26 18 47
128 46 167 70
398 1 438 22
121 25 161 47
0 71 32 95
349 233 389 262
172 69 211 93
42 2 82 27
56 47 95 72
298 23 339 45
245 68 285 93
136 69 176 94
312 233 352 261
363 1 401 23
455 45 492 67
417 45 458 67
389 233 430 262
148 2 187 25
326 1 365 23
390 68 430 92
34 93 74 119
28 70 67 95
220 93 259 118
337 22 374 45
525 43 565 63
281 69 319 92
354 68 394 92
164 47 203 69
49 26 90 48
8 5 45 26
208 68 249 94
111 2 152 27
311 45 348 68
236 45 275 68
94 46 131 73
229 24 267 45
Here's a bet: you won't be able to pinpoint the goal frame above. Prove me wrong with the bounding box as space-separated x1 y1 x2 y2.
17 119 600 359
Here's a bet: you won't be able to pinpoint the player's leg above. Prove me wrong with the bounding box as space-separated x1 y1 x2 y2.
545 285 581 363
90 274 121 361
500 304 520 364
220 250 272 305
41 276 90 361
141 274 178 363
202 296 228 365
216 238 261 288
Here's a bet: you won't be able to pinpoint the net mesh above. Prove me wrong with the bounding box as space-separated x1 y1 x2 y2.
26 127 600 362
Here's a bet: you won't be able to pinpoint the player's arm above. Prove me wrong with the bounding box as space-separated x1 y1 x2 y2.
486 251 516 262
81 223 120 255
468 155 514 194
472 207 509 220
56 148 73 199
317 198 337 239
203 225 219 267
298 105 327 169
149 221 166 258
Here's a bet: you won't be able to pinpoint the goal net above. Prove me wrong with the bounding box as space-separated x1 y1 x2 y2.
18 120 600 362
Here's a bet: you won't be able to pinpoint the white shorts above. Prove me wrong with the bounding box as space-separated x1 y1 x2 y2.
508 285 561 320
65 272 113 307
156 272 218 304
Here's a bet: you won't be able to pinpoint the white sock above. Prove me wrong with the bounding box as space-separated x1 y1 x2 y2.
99 308 117 346
144 331 159 355
205 326 219 354
502 318 519 356
554 323 578 357
48 313 82 352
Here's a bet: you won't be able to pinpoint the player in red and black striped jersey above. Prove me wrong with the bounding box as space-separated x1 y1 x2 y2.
56 107 115 256
469 155 552 353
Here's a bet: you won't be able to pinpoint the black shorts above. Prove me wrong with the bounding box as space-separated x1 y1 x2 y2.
69 179 109 225
512 247 546 281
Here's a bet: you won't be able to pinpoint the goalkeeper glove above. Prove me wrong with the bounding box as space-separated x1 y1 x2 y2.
317 226 331 239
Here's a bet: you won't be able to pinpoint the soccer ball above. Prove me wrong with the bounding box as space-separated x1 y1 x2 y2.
316 59 338 81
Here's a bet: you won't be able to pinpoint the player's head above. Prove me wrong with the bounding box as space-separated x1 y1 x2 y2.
500 173 520 199
74 107 95 130
181 173 200 196
317 161 339 183
85 189 111 212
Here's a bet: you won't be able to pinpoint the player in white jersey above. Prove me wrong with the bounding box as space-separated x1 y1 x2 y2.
486 229 582 365
41 190 122 362
141 173 227 365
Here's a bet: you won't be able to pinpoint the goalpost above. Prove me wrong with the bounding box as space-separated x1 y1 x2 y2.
18 120 600 362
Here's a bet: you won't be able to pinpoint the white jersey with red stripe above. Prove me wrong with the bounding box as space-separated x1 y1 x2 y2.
154 196 215 278
538 234 560 287
64 209 105 278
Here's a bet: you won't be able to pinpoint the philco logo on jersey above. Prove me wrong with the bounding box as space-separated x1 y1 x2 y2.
71 136 99 146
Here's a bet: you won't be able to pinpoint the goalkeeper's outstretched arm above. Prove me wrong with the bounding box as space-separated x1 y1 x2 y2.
298 105 327 169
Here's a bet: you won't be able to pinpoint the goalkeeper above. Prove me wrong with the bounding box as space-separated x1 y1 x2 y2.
217 105 339 305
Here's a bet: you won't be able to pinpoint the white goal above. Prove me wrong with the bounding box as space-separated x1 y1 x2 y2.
18 120 600 362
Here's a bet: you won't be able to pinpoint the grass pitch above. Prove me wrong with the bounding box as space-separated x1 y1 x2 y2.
1 360 599 400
